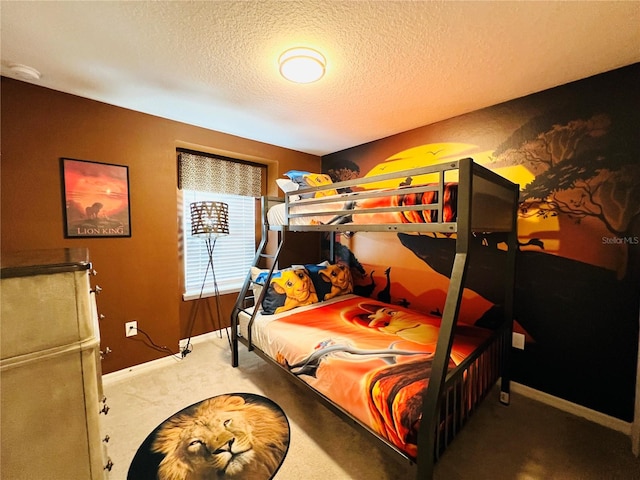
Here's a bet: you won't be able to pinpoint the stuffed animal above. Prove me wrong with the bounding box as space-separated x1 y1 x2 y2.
270 268 318 313
319 263 353 300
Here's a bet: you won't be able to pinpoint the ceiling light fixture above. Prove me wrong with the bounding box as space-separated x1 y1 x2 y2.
278 47 326 84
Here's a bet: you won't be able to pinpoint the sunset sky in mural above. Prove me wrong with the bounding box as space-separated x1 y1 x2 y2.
362 142 564 254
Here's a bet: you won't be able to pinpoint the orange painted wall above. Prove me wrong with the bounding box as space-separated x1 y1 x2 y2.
1 77 320 373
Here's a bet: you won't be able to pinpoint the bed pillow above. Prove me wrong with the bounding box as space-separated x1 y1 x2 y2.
291 261 328 295
305 262 354 301
251 266 294 310
261 267 319 315
284 170 337 198
275 178 301 202
250 266 294 305
275 177 299 193
250 267 272 306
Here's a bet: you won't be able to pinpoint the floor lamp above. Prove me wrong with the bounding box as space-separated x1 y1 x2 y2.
182 201 230 357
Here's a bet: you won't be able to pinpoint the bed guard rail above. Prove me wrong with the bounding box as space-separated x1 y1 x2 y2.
282 158 517 234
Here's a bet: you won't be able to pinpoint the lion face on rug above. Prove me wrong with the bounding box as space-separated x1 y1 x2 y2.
151 395 289 480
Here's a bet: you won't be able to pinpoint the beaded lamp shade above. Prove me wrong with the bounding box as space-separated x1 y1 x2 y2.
190 201 229 237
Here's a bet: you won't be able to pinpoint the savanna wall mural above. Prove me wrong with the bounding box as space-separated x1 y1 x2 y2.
321 63 639 422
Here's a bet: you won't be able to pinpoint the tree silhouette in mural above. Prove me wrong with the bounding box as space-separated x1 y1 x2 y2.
323 158 360 183
493 111 640 281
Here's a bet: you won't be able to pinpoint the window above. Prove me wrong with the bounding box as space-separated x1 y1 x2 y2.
182 191 256 298
178 150 264 299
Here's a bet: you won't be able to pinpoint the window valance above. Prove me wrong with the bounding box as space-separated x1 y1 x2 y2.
178 151 263 197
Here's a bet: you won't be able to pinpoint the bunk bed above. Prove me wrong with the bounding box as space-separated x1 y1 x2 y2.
230 157 519 479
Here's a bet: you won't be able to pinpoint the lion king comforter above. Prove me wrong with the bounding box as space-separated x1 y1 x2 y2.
238 294 491 459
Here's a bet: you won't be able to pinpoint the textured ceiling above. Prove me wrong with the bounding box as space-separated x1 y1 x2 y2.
1 1 639 156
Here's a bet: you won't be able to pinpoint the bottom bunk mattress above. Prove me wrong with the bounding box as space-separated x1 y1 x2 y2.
238 294 495 459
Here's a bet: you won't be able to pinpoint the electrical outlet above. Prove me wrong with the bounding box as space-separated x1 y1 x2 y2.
125 321 138 337
512 332 525 350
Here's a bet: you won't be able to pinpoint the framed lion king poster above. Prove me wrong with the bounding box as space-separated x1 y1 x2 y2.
61 158 131 238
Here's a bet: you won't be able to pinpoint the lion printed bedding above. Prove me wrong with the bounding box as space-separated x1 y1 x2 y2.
238 294 491 459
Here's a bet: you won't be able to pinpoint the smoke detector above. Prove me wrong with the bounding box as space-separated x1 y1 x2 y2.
8 63 41 81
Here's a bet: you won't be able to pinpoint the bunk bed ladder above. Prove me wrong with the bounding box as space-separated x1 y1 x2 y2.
231 201 286 367
246 231 286 349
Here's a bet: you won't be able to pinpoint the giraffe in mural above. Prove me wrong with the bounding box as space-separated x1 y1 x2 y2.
377 267 391 304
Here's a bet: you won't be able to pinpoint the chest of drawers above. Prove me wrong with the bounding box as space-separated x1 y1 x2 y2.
1 248 111 479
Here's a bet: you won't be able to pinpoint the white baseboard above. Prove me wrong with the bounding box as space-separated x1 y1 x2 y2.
511 381 632 436
102 331 222 386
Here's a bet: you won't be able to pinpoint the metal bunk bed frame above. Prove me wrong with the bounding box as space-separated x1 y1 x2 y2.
230 157 519 479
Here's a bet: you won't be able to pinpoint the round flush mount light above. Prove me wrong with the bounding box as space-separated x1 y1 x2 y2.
278 47 326 84
8 63 41 81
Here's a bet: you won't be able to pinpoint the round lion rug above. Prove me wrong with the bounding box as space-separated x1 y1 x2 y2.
128 393 290 480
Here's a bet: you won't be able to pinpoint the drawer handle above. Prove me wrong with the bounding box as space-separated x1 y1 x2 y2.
104 458 114 471
99 404 110 415
103 434 110 443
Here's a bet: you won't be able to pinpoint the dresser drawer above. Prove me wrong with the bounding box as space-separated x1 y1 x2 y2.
1 270 95 359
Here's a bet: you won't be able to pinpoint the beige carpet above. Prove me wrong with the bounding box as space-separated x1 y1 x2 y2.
103 334 639 480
